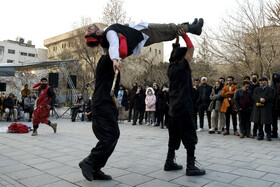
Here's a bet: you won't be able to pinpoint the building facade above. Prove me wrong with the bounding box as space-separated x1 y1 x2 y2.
0 38 47 64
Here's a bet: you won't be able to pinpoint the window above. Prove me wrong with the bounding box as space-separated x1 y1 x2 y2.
155 49 157 54
159 50 161 54
149 47 151 52
8 49 15 54
53 46 57 51
7 59 14 63
28 53 36 57
62 43 67 48
0 46 4 56
20 52 27 56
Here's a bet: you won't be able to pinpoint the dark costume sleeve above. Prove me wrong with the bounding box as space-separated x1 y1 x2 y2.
47 87 56 107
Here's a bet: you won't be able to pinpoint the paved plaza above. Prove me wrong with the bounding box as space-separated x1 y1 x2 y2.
0 116 280 187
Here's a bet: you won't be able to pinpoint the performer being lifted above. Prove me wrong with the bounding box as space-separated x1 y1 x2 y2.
85 18 204 71
31 78 57 136
164 29 205 176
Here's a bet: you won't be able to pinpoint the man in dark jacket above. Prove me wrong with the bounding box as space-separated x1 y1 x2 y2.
3 93 17 122
234 81 254 138
196 77 212 131
132 85 145 125
250 77 274 141
158 84 169 129
127 83 137 122
271 72 280 138
251 73 260 136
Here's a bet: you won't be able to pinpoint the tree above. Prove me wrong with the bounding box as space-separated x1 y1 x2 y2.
101 0 132 25
206 0 280 79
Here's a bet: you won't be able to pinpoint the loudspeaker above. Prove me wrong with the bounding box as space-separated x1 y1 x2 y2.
67 75 77 89
49 73 59 88
0 83 6 91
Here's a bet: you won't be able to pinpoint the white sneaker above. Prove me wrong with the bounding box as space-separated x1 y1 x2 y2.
197 128 203 132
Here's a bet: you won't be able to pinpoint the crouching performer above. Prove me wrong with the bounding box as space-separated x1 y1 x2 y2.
164 29 205 176
31 77 57 136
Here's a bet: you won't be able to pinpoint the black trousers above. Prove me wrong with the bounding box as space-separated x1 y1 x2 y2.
24 107 34 119
257 123 272 138
133 108 144 124
198 105 211 129
225 105 237 132
168 112 198 154
272 108 279 136
87 106 120 170
71 108 81 121
238 110 251 135
128 104 134 121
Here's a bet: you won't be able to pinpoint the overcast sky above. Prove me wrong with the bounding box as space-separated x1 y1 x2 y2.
0 0 239 60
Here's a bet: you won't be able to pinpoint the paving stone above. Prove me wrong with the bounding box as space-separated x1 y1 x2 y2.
45 165 79 176
203 171 240 183
231 168 266 179
41 180 79 187
206 164 237 173
18 173 60 187
255 165 280 174
75 179 120 187
147 169 185 181
115 173 153 186
261 173 280 183
59 171 86 183
5 168 44 180
171 175 211 187
232 176 273 187
204 181 238 187
137 179 181 187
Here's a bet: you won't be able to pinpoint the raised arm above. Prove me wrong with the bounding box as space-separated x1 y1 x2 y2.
178 28 194 64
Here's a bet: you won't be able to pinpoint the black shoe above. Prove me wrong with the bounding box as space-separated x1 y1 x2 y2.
267 137 272 141
28 119 32 122
186 157 206 176
217 131 221 134
139 122 143 125
92 170 112 180
132 123 136 125
257 136 264 140
155 124 160 126
187 18 204 36
208 131 215 134
164 162 183 171
253 132 257 137
271 134 278 138
127 120 131 122
79 160 93 181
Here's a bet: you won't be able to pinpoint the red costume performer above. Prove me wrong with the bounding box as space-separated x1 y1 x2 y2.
31 77 57 136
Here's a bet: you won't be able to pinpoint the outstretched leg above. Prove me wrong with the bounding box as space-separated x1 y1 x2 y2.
141 18 204 46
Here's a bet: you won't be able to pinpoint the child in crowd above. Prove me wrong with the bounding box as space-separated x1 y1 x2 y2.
145 87 156 126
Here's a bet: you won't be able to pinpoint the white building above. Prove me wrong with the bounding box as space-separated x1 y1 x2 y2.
0 38 47 64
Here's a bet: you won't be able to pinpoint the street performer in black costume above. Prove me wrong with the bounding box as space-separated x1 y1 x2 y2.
79 55 120 180
85 19 204 71
164 28 205 176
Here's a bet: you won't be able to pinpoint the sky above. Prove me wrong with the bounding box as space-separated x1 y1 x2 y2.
0 0 239 61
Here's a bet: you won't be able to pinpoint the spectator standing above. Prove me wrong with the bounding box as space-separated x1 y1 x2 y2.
153 83 160 126
250 73 260 136
196 77 212 131
221 76 239 136
192 79 200 129
234 81 254 138
158 84 169 129
271 73 280 138
145 87 156 126
132 85 145 125
251 77 274 141
208 81 224 134
21 84 31 110
127 83 137 122
117 85 128 123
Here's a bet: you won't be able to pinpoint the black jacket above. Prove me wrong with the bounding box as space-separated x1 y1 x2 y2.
3 97 15 109
197 84 212 106
134 89 145 110
250 86 274 124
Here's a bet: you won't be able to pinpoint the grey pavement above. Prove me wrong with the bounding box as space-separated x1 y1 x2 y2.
0 117 280 187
